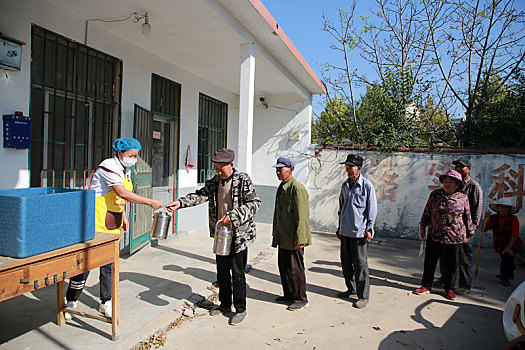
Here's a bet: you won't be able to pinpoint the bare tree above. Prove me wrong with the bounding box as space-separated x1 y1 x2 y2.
320 1 364 143
422 0 525 146
319 0 525 147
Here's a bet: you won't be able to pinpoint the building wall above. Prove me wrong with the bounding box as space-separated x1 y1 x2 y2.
0 0 315 234
308 149 525 248
251 93 312 223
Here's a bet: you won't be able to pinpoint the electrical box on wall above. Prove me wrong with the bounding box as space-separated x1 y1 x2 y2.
3 113 31 149
0 34 25 71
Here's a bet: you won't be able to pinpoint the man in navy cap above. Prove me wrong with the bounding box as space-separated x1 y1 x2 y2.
336 154 377 309
271 156 312 311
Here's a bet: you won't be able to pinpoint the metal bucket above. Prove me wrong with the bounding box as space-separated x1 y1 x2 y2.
151 209 171 240
213 220 232 256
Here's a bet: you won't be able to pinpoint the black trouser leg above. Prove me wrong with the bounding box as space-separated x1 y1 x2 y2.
99 263 112 303
500 252 515 281
458 241 473 289
278 248 294 300
66 271 90 302
278 248 307 302
216 245 247 313
340 236 356 293
231 248 248 313
422 238 443 290
441 244 460 291
341 236 370 299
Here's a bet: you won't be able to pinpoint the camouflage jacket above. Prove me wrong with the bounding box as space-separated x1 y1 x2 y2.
178 169 261 253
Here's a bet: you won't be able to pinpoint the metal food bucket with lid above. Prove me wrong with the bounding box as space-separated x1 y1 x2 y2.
213 219 232 256
151 209 172 240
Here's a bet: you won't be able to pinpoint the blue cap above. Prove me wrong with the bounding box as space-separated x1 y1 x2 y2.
112 137 142 152
273 157 296 168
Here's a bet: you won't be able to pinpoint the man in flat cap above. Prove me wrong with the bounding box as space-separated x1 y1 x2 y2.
168 148 260 325
437 157 483 294
336 154 377 309
271 157 312 311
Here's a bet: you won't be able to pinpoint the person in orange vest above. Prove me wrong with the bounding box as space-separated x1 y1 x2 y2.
65 137 163 319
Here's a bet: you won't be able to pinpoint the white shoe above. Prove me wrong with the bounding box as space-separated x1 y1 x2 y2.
64 301 77 320
98 300 112 318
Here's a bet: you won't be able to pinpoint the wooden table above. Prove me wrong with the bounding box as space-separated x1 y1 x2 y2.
0 232 121 340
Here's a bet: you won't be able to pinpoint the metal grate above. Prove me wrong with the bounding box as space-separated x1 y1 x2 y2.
151 73 181 118
197 93 228 184
30 25 122 188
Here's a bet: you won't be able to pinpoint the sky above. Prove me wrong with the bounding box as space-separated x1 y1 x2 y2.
261 0 525 119
262 0 372 117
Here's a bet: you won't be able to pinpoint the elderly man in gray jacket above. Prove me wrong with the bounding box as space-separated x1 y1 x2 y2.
168 148 261 326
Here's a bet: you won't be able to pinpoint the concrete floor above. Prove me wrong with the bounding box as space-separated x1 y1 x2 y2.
0 223 522 349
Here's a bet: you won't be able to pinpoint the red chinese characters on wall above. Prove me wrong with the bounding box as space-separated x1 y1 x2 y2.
427 161 452 190
369 159 399 202
488 163 524 209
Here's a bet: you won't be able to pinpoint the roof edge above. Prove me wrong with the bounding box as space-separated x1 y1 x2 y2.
249 0 326 94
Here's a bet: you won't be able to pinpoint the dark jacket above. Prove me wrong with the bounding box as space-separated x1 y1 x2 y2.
179 169 261 253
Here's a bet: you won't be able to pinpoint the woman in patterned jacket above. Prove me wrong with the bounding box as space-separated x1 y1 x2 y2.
415 169 475 300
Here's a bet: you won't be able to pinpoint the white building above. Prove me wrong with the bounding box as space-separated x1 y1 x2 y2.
0 0 325 252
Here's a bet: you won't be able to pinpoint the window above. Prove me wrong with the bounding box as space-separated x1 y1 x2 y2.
30 25 121 188
151 73 181 118
197 93 228 184
151 74 181 187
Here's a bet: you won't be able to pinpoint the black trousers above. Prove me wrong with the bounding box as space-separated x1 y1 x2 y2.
216 245 248 313
500 252 516 281
458 241 473 289
340 236 370 300
440 240 473 289
422 238 460 291
66 263 112 303
278 247 307 302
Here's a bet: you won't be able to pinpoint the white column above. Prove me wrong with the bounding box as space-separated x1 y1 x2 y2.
237 43 256 175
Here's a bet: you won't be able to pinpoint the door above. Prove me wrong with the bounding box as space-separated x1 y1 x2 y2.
151 116 177 235
130 104 153 254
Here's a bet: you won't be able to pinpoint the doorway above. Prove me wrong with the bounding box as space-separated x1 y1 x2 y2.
151 116 178 235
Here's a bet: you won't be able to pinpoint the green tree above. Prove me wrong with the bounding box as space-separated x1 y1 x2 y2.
357 68 421 151
472 71 525 147
320 0 525 148
312 96 352 144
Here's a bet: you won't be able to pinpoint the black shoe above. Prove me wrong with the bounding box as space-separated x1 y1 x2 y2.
275 296 292 304
337 290 357 298
210 306 231 316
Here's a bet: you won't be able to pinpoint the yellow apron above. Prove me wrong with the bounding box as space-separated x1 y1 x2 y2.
95 177 133 234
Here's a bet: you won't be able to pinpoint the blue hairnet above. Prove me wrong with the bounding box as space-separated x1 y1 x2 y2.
112 137 142 152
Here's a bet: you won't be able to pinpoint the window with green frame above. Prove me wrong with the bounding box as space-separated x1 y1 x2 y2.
197 93 228 184
30 25 121 188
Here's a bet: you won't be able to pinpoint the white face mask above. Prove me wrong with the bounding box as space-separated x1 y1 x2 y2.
121 157 137 168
